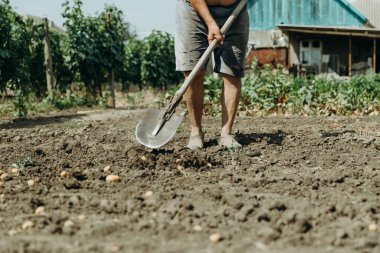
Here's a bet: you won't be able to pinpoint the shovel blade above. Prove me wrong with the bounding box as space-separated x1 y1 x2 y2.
135 108 184 149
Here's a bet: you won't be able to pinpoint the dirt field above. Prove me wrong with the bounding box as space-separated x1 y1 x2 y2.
0 110 379 253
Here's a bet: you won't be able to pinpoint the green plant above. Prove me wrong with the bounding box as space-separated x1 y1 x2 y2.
163 65 380 116
12 157 34 169
140 31 181 90
12 90 28 118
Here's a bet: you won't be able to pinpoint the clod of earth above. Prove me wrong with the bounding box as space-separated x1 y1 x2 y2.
0 173 12 181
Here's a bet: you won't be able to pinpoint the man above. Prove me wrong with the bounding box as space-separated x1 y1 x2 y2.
175 0 249 150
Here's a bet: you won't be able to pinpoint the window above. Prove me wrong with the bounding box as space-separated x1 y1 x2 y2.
312 41 320 48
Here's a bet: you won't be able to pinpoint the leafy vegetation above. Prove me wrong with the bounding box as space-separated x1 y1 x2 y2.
1 0 379 118
0 0 179 118
140 31 181 90
185 65 380 116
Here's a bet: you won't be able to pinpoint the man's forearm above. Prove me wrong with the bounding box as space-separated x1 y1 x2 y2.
189 0 216 27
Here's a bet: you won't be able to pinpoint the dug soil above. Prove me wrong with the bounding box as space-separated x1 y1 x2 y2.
0 110 379 253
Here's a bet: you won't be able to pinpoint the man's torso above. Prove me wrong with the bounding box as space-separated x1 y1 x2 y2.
185 0 238 7
205 0 237 6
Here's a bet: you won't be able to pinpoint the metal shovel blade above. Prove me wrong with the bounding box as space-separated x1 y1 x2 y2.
135 108 184 149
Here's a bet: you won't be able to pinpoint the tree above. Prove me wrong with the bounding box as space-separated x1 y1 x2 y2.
140 31 181 90
122 38 143 91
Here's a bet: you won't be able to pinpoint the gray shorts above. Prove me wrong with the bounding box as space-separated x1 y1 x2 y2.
175 0 249 78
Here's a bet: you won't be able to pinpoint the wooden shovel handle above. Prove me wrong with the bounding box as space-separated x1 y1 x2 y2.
176 0 248 96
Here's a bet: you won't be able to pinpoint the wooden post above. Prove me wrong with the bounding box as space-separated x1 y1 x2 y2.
106 13 116 108
373 38 377 73
43 18 55 99
348 36 352 77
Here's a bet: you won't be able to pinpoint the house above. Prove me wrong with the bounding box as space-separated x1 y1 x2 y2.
246 0 380 76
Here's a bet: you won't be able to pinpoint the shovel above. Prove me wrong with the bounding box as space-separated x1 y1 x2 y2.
136 0 248 149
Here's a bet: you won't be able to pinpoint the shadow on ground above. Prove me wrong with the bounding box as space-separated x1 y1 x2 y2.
0 114 86 129
237 130 286 146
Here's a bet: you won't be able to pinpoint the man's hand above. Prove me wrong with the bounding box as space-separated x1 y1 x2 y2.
207 22 224 45
190 0 224 44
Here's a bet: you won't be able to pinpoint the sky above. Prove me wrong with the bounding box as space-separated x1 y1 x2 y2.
9 0 176 38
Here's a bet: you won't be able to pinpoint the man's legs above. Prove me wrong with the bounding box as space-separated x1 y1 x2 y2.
219 73 242 148
184 70 206 149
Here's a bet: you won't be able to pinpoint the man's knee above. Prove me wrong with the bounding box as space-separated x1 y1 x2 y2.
185 70 206 87
220 73 241 87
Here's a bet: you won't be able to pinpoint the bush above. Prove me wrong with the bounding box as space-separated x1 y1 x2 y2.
140 31 181 90
165 66 380 116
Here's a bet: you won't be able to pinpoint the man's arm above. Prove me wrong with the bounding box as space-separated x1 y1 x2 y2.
189 0 224 44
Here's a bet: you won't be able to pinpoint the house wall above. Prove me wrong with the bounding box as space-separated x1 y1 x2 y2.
248 0 368 31
287 33 377 75
246 48 287 68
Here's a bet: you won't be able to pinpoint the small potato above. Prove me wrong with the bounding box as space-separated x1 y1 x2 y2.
369 223 378 232
144 191 153 197
209 233 223 243
111 245 121 252
27 180 35 187
193 225 202 231
104 165 112 172
11 168 19 174
8 229 17 236
60 171 70 178
141 156 147 161
64 220 74 227
106 175 121 183
22 220 34 230
35 206 45 215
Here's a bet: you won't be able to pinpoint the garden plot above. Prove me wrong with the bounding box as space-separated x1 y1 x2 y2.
0 111 379 253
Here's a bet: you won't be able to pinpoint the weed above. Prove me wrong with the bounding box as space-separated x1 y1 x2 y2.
12 157 34 169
